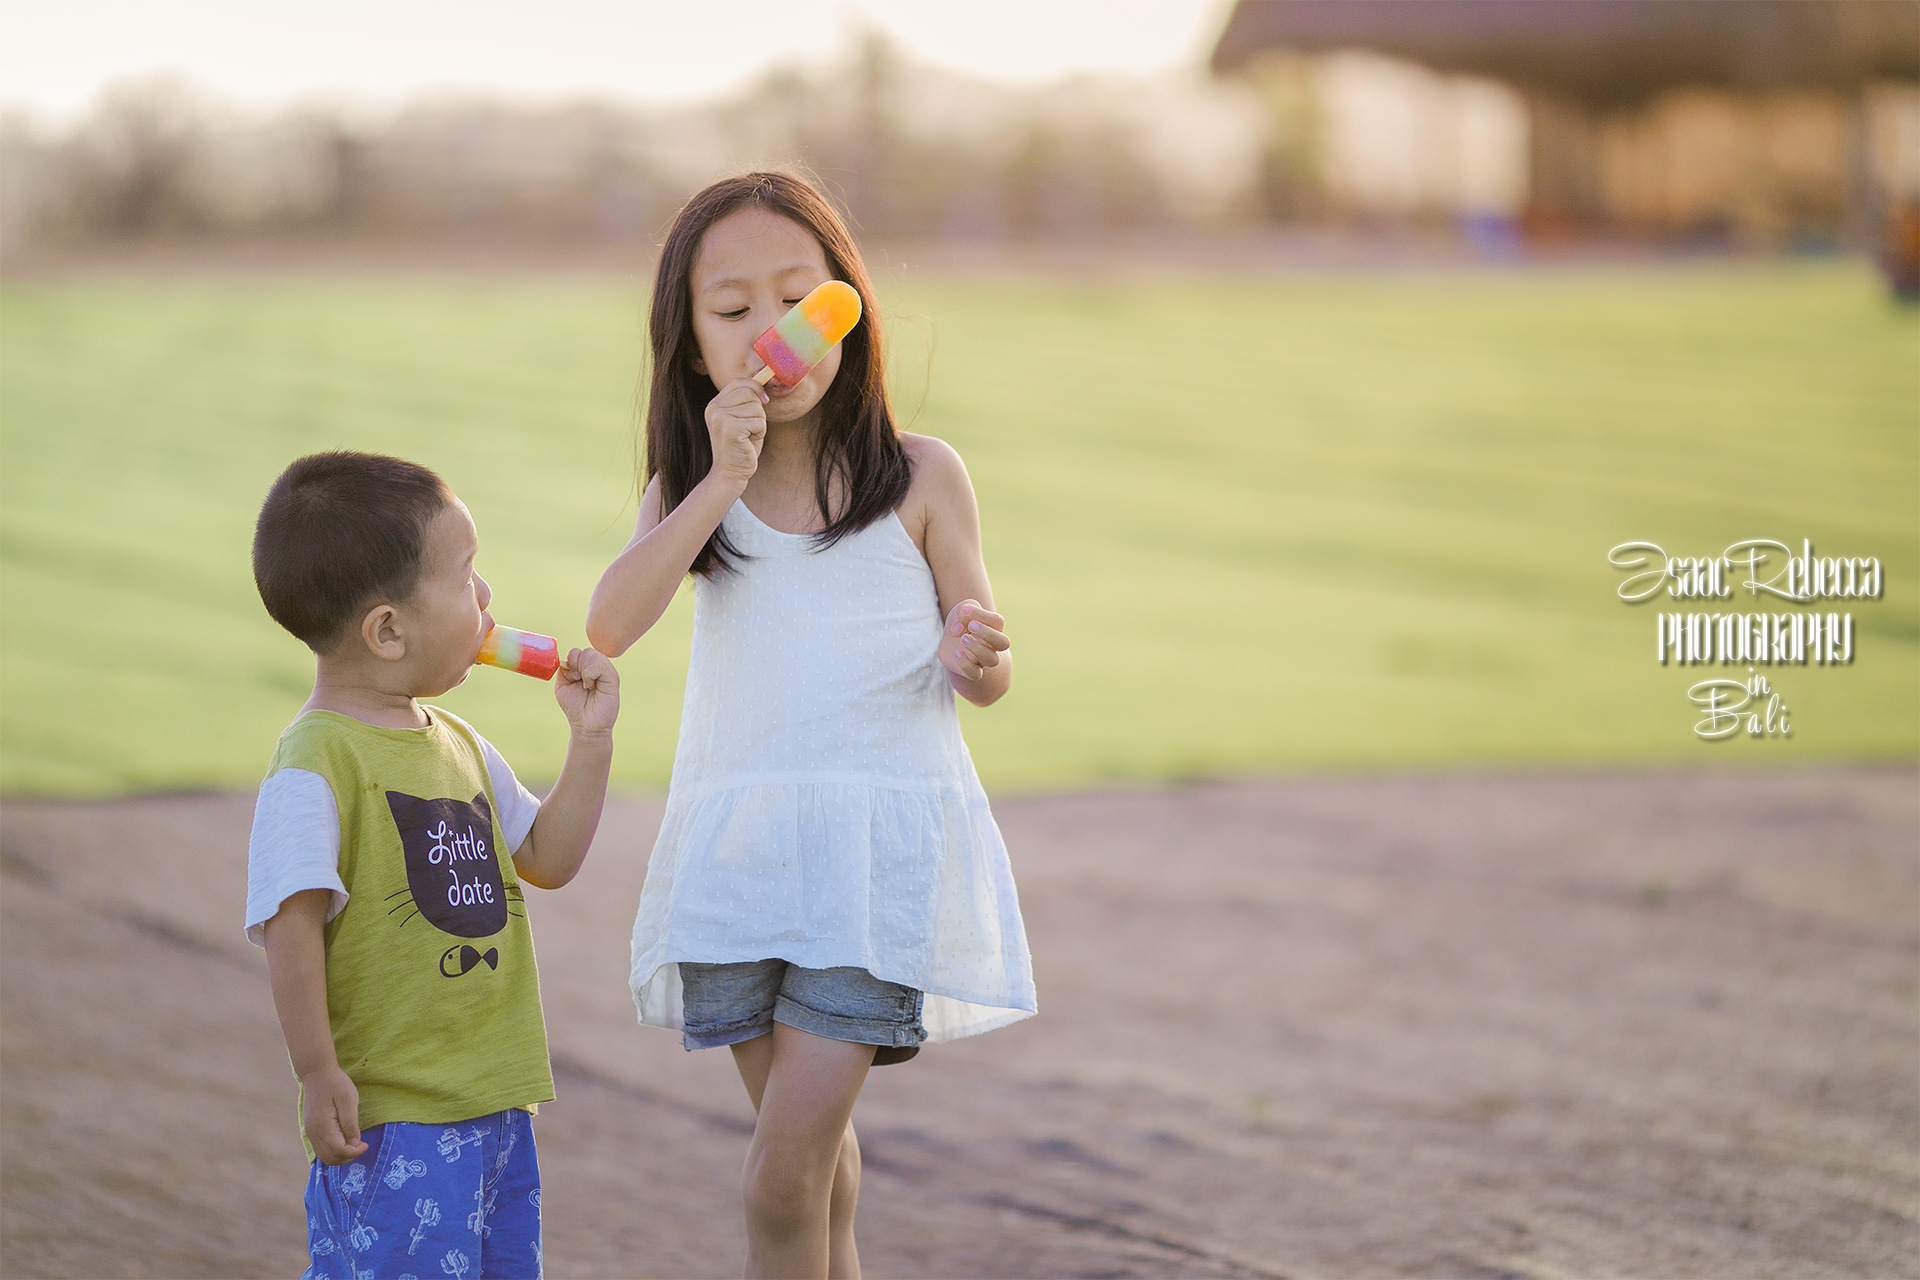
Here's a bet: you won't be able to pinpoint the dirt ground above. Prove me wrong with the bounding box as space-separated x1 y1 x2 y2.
2 766 1915 1279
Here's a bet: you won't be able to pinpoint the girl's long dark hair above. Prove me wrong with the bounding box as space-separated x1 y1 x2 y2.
644 171 910 578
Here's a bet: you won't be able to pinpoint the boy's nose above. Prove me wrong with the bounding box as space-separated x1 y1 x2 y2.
475 572 493 610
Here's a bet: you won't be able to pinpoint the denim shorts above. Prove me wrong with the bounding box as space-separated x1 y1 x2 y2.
679 959 926 1060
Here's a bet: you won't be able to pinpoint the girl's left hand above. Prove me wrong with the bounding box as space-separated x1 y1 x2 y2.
939 600 1009 683
556 647 621 737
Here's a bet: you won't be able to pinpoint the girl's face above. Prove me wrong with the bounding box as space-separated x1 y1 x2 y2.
688 205 843 424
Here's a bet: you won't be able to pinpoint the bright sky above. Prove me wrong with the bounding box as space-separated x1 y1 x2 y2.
0 0 1235 120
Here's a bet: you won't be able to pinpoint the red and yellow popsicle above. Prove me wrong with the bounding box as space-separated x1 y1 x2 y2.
476 625 561 680
752 280 862 389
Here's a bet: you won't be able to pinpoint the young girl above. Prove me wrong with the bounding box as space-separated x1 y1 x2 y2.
585 172 1035 1278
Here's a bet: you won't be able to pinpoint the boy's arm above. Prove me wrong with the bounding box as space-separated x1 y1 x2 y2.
512 647 618 890
262 889 368 1165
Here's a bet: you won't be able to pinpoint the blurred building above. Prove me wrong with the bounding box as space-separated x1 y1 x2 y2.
1212 0 1920 259
8 10 1917 267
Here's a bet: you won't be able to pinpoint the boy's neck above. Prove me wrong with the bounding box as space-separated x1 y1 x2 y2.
303 662 430 729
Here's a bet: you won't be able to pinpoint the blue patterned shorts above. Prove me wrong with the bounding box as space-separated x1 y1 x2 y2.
302 1108 541 1279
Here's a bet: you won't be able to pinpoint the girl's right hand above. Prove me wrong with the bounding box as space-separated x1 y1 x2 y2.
706 376 768 488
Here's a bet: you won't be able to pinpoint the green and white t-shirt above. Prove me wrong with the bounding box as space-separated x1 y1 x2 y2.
244 708 553 1153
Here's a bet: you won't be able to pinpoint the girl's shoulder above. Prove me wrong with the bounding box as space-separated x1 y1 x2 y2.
897 432 972 501
894 432 976 558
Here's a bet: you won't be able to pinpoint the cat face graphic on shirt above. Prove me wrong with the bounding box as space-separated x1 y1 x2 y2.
385 790 508 939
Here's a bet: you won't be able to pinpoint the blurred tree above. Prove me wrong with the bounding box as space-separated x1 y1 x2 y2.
69 77 207 236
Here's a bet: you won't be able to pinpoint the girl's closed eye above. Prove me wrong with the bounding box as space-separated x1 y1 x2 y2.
718 299 801 321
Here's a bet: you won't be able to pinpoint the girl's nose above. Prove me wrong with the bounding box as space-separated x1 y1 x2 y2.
475 572 493 610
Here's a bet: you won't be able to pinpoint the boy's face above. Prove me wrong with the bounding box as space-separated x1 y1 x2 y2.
395 499 493 696
688 205 843 424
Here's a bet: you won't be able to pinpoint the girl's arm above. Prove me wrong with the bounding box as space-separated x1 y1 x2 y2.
586 377 767 656
584 473 737 656
915 436 1013 708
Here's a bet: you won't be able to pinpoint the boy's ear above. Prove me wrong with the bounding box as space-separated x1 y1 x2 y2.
360 603 407 663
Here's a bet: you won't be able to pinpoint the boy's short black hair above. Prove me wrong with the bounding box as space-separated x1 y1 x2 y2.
253 451 453 653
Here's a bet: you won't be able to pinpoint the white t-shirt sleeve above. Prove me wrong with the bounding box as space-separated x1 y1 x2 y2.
476 731 541 855
244 768 348 946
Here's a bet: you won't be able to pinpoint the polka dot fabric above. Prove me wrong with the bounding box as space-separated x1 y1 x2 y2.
628 501 1036 1042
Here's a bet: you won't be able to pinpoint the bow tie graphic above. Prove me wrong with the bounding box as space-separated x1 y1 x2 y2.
440 944 501 977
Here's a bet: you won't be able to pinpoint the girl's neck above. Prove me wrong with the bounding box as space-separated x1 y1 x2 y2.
745 411 833 530
756 409 821 478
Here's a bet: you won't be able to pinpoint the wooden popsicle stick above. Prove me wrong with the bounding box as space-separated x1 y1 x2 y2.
752 365 777 386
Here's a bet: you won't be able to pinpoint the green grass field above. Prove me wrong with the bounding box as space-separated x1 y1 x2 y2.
2 262 1914 795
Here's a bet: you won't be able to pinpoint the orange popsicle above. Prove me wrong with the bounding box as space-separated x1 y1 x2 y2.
752 281 862 388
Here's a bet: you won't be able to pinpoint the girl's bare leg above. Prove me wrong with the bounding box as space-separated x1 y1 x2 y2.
826 1118 861 1278
730 1025 872 1279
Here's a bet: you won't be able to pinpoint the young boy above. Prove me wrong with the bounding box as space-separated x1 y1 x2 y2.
244 451 617 1278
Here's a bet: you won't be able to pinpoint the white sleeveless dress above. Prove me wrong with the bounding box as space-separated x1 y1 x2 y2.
628 499 1036 1042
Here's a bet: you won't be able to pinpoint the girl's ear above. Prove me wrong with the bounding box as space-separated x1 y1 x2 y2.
361 603 407 663
690 353 708 376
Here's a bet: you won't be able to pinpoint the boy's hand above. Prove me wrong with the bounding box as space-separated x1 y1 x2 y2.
556 647 619 737
301 1064 368 1165
939 600 1009 684
706 377 767 489
517 647 618 890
